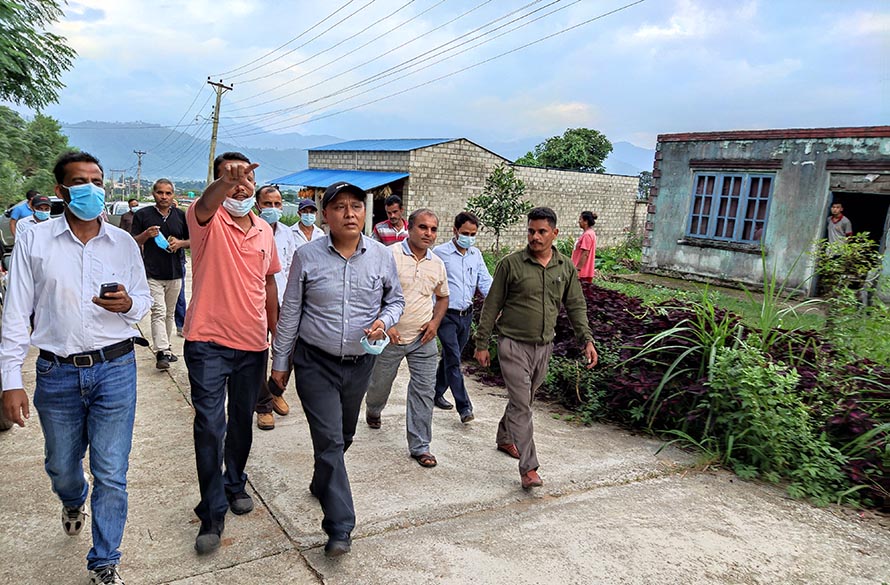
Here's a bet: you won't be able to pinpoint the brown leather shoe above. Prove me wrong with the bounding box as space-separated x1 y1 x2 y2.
366 413 381 429
257 412 275 430
521 469 543 489
271 394 289 416
497 443 520 459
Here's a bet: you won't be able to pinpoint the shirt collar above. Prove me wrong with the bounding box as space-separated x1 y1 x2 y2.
325 234 368 257
54 212 110 242
521 246 561 267
218 206 262 238
401 238 432 260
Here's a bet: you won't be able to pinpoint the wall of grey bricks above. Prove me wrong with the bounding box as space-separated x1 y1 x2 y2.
308 139 643 251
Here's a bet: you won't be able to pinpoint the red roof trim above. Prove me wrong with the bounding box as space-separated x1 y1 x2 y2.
658 126 890 142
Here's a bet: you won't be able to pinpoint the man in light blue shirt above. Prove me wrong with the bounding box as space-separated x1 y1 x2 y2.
271 182 404 558
432 211 493 421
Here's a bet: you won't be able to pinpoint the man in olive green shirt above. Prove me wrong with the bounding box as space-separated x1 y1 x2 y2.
474 207 597 489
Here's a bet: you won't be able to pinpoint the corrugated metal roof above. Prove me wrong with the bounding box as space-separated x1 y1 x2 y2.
268 168 409 191
310 138 455 152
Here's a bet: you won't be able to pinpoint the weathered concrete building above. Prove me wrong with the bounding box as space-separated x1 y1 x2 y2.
642 127 890 295
271 138 643 249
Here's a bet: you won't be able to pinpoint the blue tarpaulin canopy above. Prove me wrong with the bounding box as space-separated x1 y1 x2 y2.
268 168 409 191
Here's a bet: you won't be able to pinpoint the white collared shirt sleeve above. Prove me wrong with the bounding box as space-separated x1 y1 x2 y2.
119 232 152 325
1 229 37 390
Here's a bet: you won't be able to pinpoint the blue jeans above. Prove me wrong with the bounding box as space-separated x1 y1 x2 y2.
32 351 137 571
434 310 474 416
174 262 186 329
184 341 265 526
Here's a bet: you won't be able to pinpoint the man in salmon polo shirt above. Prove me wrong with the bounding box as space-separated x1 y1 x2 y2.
183 152 281 555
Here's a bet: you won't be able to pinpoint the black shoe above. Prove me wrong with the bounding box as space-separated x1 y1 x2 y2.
460 411 475 424
324 533 352 558
434 396 454 410
195 519 224 555
165 351 178 363
155 351 170 370
227 492 254 515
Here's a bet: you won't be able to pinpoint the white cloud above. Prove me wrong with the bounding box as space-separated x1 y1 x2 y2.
832 11 890 38
629 0 759 44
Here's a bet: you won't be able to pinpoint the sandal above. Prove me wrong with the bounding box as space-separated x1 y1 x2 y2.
411 452 437 468
366 413 381 429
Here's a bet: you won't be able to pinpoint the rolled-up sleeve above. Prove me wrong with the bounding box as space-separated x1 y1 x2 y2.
1 234 37 390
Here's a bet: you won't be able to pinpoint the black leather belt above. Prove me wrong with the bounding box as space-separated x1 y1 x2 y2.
39 339 137 368
302 342 367 364
447 307 473 317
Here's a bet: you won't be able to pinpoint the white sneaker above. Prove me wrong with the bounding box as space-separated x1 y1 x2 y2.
90 565 125 584
62 503 87 536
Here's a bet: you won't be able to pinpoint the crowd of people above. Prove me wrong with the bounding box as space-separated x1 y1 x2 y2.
0 150 602 585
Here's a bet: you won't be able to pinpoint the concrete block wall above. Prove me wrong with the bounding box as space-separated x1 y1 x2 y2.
308 151 410 172
510 166 641 250
405 139 508 243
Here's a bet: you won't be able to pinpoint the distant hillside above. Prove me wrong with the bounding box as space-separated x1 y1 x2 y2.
604 142 655 176
61 121 340 184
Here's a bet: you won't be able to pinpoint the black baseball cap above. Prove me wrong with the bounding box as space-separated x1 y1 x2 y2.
321 182 366 209
31 195 51 208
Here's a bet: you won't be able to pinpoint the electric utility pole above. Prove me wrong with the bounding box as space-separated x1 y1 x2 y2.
206 78 233 185
133 150 146 198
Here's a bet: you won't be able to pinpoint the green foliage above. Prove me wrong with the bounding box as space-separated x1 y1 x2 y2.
812 233 882 295
467 163 531 250
541 348 619 424
0 0 76 110
515 128 613 173
637 171 652 200
0 106 71 208
554 236 575 257
279 214 299 227
595 231 643 273
706 344 849 504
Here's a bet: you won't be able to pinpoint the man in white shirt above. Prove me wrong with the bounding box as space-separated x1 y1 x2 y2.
253 185 294 430
0 151 151 585
291 198 325 246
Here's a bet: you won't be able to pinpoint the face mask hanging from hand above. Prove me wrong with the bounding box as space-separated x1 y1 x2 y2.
222 196 255 218
360 334 391 355
65 183 106 221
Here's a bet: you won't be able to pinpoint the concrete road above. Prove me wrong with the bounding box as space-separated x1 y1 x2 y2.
1 314 888 585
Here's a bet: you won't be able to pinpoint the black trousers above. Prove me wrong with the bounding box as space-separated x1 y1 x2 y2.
185 341 266 526
294 342 375 538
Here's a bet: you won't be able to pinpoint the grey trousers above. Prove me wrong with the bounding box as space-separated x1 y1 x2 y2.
365 334 438 456
495 337 553 475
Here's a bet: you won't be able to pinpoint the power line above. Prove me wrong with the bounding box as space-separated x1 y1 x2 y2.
211 0 360 78
227 0 648 138
148 84 208 153
150 90 215 156
150 116 213 175
236 0 415 85
206 79 234 185
227 0 379 82
225 0 564 130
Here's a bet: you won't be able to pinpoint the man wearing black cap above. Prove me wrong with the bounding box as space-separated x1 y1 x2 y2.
12 194 53 237
291 198 325 246
271 182 404 558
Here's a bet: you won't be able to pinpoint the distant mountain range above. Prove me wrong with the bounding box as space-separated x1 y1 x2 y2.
60 121 655 185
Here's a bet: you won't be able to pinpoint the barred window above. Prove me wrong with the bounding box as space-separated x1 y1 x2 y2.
686 172 774 242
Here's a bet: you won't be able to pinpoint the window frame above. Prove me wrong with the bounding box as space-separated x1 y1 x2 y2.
685 171 775 243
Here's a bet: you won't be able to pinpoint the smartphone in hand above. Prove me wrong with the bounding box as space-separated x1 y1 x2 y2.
99 282 119 299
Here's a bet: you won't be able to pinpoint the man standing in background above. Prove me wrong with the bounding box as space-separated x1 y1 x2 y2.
119 198 139 234
253 185 295 430
432 211 492 422
827 202 853 243
371 194 408 245
132 179 189 370
9 189 38 237
292 198 325 246
13 194 54 237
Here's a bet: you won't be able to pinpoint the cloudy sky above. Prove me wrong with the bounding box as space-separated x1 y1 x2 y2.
28 0 890 150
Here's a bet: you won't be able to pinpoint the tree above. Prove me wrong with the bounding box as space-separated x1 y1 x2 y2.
467 164 532 251
0 106 71 207
638 171 652 200
0 0 76 110
515 128 613 173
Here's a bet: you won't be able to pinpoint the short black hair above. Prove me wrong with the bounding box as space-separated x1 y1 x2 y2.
256 185 281 202
580 210 597 227
527 206 557 229
408 208 437 229
212 152 251 180
53 151 103 185
128 198 139 204
25 189 39 200
454 211 480 229
384 194 403 208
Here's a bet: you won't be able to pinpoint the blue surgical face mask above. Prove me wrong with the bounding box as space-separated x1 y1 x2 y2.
259 207 283 224
65 183 106 221
360 334 390 355
154 232 171 251
456 234 476 249
222 195 255 218
300 212 316 227
34 210 51 221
